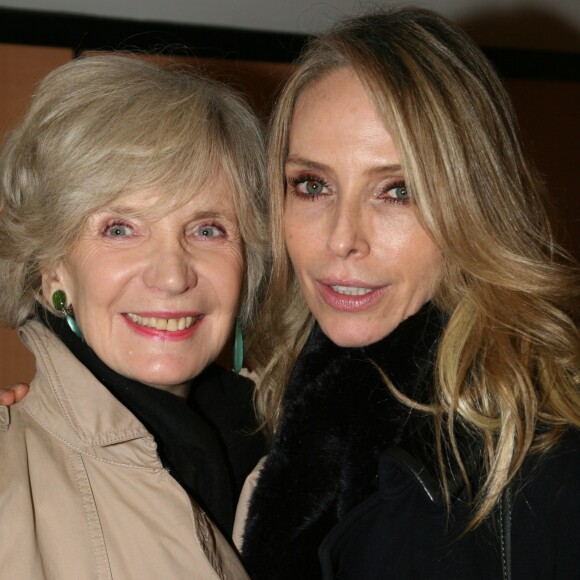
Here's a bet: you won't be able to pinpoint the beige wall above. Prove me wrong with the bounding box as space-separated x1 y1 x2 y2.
0 44 72 383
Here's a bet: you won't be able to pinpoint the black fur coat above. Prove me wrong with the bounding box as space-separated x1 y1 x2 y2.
241 303 447 579
241 303 580 580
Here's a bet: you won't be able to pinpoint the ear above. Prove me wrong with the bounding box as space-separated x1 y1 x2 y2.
40 261 68 312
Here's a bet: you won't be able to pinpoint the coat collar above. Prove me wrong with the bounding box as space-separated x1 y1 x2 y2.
242 302 448 579
19 320 150 447
20 314 265 535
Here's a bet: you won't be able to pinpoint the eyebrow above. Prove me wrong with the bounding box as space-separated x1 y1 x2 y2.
285 154 402 176
191 210 234 221
285 155 331 173
101 204 142 218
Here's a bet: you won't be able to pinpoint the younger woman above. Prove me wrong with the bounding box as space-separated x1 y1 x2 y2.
239 8 580 579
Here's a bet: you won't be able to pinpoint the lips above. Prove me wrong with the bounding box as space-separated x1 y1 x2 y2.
123 312 202 340
126 313 199 331
330 285 373 296
318 280 388 312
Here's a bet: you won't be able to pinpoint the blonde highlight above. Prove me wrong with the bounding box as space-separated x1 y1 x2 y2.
253 7 579 525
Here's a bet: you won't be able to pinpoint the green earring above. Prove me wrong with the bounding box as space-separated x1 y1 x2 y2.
51 290 83 340
233 318 244 374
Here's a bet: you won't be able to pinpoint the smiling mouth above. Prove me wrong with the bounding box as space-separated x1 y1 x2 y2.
330 285 374 296
126 313 200 331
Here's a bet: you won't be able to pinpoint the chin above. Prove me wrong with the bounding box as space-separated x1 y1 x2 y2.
130 367 194 391
131 354 205 382
320 322 387 348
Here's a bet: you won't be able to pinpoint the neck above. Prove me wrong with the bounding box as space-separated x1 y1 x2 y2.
149 382 191 400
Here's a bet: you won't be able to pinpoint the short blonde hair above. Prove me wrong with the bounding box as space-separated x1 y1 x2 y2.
255 7 579 525
0 55 268 329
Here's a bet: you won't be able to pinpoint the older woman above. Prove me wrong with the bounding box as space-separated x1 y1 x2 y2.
238 7 580 580
0 55 267 578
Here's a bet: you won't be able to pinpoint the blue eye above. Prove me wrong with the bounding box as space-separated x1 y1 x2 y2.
304 180 324 195
391 185 409 200
105 223 134 237
381 181 410 204
288 174 330 199
196 225 224 238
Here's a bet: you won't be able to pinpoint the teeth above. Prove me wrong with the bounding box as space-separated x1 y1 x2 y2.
127 313 197 331
331 285 373 296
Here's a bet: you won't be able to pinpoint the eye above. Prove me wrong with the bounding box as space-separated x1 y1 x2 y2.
380 181 410 205
104 222 135 238
303 180 325 196
287 174 330 199
195 224 225 239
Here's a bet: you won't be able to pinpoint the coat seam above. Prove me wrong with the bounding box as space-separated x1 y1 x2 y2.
22 324 91 441
20 404 163 472
21 324 150 445
70 450 113 580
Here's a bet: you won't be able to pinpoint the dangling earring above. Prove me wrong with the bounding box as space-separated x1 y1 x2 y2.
51 289 83 340
233 318 244 374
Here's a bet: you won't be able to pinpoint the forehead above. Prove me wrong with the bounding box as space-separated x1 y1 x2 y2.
105 173 237 219
294 68 371 116
288 68 399 167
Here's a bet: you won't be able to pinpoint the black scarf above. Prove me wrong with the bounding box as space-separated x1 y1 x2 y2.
40 308 264 536
241 302 447 579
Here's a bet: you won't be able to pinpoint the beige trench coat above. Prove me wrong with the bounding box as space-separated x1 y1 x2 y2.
0 321 249 580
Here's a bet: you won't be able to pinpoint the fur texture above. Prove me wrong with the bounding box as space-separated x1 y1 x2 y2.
242 303 447 579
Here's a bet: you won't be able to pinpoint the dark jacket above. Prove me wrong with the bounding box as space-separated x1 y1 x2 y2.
319 428 580 579
242 303 580 579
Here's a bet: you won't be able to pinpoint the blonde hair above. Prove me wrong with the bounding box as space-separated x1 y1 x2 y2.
0 54 268 332
254 7 580 526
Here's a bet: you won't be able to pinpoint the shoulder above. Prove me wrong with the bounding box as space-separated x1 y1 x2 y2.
509 428 580 578
319 431 580 579
517 427 580 500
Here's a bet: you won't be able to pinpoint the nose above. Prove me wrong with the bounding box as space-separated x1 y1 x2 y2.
143 240 197 295
326 199 370 259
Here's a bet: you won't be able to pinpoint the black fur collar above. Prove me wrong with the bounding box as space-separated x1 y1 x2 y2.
242 302 447 579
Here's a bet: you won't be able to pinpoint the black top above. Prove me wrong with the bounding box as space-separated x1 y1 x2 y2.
318 428 580 580
40 309 265 536
241 302 580 579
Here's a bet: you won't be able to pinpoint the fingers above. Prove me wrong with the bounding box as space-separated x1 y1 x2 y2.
0 383 30 406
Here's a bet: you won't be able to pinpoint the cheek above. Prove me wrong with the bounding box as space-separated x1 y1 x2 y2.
215 254 244 307
284 211 312 272
285 235 307 280
375 217 442 290
283 196 300 240
410 239 442 291
59 264 93 310
72 268 120 313
61 253 133 338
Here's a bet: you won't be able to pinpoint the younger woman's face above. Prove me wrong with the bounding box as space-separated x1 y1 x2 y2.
283 68 442 347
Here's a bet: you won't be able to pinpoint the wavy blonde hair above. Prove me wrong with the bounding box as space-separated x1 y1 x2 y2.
0 55 268 335
252 7 580 526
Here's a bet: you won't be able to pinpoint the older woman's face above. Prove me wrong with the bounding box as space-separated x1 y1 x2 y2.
46 177 243 396
284 68 442 347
